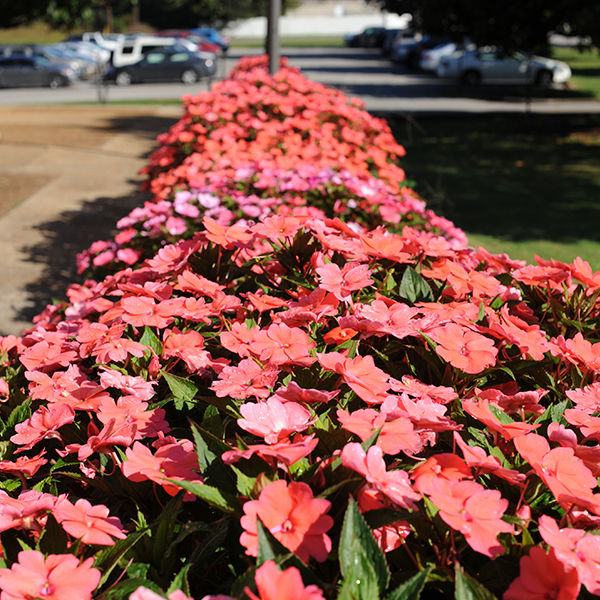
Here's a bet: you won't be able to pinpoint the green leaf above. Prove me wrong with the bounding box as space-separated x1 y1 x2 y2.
364 508 414 530
38 514 69 555
550 399 569 425
96 578 163 600
162 372 199 403
257 517 290 565
487 404 514 425
361 427 382 452
94 529 149 587
5 399 31 432
339 497 390 593
139 326 163 357
152 494 183 568
400 267 433 304
170 479 240 514
167 564 192 597
190 422 237 494
455 564 498 600
338 544 379 600
386 567 432 600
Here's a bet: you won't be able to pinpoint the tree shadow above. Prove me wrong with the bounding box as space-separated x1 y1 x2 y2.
17 186 150 324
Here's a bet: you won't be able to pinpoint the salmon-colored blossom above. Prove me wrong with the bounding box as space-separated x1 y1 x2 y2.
249 323 316 366
504 546 580 600
539 515 600 595
428 478 514 557
340 443 421 509
238 397 315 444
52 497 126 545
429 323 497 374
245 561 326 600
240 480 333 563
514 433 599 512
318 352 389 403
0 550 100 600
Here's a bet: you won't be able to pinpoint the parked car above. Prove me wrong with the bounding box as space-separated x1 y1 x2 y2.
436 47 572 84
391 35 451 69
107 46 215 86
345 27 388 48
191 28 230 52
381 29 412 56
0 55 75 88
419 42 458 72
156 30 220 55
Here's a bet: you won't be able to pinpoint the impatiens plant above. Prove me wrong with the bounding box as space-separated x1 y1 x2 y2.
1 55 600 600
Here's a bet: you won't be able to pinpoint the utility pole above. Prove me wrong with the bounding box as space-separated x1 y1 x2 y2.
267 0 281 76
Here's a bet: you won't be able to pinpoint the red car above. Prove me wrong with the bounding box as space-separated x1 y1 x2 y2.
156 30 220 55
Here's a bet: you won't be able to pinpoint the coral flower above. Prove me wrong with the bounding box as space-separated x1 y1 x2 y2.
240 480 333 563
504 546 580 600
245 561 326 600
340 443 421 509
428 479 514 557
52 498 126 545
0 550 100 600
249 323 316 366
429 323 497 374
238 397 315 444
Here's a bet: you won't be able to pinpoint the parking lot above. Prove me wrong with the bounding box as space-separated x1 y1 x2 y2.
2 46 600 114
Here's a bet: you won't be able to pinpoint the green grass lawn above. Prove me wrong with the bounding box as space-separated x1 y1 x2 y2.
388 113 600 268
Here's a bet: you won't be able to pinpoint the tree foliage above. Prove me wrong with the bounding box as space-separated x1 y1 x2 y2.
0 0 298 31
379 0 600 54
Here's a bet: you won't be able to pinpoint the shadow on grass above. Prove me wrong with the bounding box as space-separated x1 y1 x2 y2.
17 187 150 324
387 112 600 243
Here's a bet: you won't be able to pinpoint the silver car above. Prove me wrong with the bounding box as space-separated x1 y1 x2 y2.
437 47 571 85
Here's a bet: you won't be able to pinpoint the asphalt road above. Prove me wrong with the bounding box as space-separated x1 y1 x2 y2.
1 46 600 114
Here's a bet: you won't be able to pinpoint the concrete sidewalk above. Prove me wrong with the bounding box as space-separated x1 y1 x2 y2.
0 104 182 335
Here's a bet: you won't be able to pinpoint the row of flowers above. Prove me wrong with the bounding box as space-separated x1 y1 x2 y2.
0 56 597 600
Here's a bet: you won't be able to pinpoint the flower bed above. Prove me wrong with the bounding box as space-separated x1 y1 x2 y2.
0 56 598 600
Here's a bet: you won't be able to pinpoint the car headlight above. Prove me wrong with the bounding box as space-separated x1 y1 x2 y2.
65 68 73 75
205 59 213 68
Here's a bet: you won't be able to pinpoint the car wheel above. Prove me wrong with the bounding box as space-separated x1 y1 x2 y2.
462 69 482 85
115 71 133 87
181 69 199 84
48 75 63 89
535 69 553 85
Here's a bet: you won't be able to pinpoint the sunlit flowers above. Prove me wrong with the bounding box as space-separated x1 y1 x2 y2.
0 550 100 600
240 480 333 562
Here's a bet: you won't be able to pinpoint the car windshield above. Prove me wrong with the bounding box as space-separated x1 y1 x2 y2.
33 56 53 67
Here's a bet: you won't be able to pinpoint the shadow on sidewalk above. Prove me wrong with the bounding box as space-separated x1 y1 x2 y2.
16 185 150 325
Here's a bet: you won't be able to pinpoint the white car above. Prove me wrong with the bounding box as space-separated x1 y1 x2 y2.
419 42 457 72
436 48 571 85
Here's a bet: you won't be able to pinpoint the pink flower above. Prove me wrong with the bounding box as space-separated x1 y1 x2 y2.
340 443 421 509
52 498 126 545
240 480 333 563
504 546 580 600
316 261 373 301
249 323 316 367
130 587 194 600
10 404 75 452
245 561 326 600
238 397 315 444
318 352 389 403
428 479 514 558
0 550 100 600
122 439 202 499
429 323 497 374
539 515 600 595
